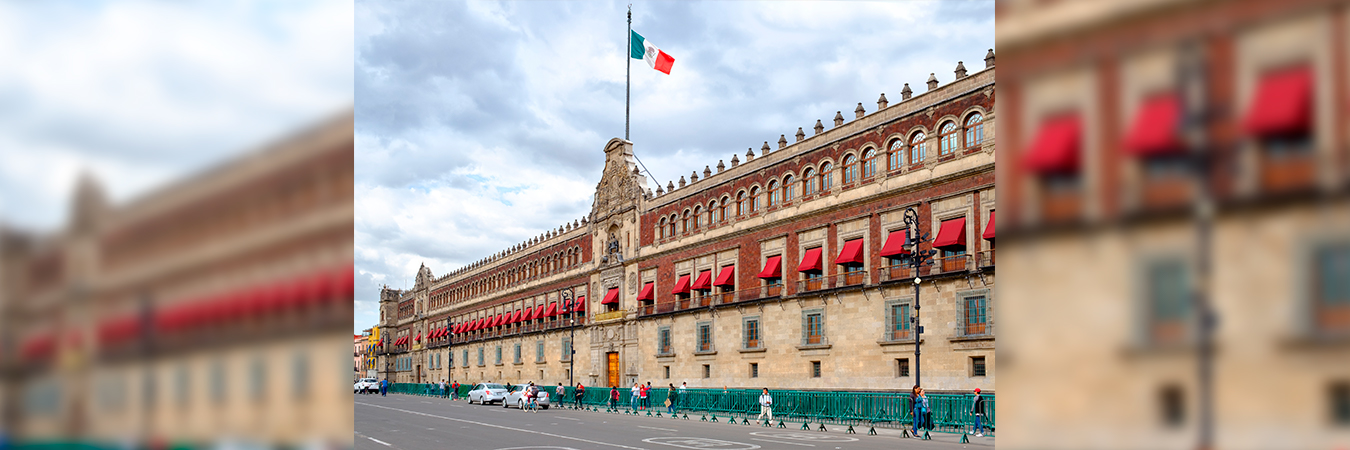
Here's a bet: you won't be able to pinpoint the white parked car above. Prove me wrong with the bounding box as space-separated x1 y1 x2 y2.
354 378 378 393
503 385 550 409
467 383 509 405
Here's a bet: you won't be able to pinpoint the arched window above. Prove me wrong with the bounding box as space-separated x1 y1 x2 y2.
782 175 795 202
803 168 816 196
750 187 761 212
965 113 984 148
693 206 702 230
909 132 926 164
681 211 689 233
889 139 903 170
708 201 717 225
737 191 747 216
862 149 877 179
719 197 729 222
843 155 858 184
669 214 677 236
820 162 834 192
939 121 958 156
768 180 780 207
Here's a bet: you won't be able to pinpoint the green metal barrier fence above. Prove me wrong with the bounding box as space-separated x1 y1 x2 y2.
385 383 993 435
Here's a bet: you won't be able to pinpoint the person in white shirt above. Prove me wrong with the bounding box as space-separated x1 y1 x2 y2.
757 388 774 423
630 383 641 411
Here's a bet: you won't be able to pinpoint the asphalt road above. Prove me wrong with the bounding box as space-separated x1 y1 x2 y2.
354 394 993 450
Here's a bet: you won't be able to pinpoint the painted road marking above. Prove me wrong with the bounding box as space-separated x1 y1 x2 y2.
642 437 760 450
749 438 814 447
748 432 858 442
556 416 580 421
638 426 678 432
356 402 649 450
365 436 392 447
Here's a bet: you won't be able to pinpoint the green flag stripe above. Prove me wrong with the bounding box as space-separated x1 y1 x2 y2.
630 30 646 59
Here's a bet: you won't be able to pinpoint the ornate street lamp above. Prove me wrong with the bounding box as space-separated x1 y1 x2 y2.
901 207 937 388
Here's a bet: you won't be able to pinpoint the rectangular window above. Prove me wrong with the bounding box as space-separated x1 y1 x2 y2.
887 302 911 340
811 361 821 378
1147 259 1190 343
750 363 759 378
537 341 545 363
897 358 910 377
1316 244 1350 333
743 317 761 349
292 351 309 400
803 311 824 345
1331 381 1350 426
478 348 484 366
658 327 672 355
496 346 502 365
702 364 711 378
514 343 522 364
965 295 989 336
697 322 713 352
250 356 266 401
175 364 189 408
561 337 572 362
463 350 469 368
971 356 987 377
664 366 670 379
210 360 225 404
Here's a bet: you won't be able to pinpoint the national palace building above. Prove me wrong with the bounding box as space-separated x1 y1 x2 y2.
0 112 355 446
377 54 995 393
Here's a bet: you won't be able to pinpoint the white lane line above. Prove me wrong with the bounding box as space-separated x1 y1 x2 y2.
356 402 649 450
750 438 814 447
556 416 581 421
365 436 392 447
637 425 678 432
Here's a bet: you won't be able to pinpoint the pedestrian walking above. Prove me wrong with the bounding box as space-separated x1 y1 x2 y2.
639 382 650 410
557 383 566 407
970 388 986 437
630 383 641 410
910 385 920 435
575 382 586 408
756 388 774 423
918 387 932 431
666 384 678 414
452 380 460 400
609 386 620 411
380 378 388 397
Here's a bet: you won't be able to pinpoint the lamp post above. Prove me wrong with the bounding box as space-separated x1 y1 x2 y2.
565 290 577 389
901 207 936 388
1178 39 1216 450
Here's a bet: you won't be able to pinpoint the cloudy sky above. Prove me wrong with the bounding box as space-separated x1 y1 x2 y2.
0 1 352 231
354 0 994 332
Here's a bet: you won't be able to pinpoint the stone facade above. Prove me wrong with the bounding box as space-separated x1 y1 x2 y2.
379 64 995 393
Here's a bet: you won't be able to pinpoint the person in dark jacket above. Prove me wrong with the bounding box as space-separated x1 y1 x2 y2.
910 385 920 435
575 383 586 408
666 384 678 414
970 388 986 437
609 386 620 411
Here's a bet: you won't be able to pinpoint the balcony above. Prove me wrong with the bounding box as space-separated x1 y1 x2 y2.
1260 150 1316 194
797 276 824 293
878 264 916 283
977 249 995 268
936 254 970 274
762 284 782 298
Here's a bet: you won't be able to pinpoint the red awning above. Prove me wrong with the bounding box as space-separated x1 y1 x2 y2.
21 333 56 359
879 230 910 257
1023 113 1082 175
1243 65 1312 137
521 307 533 321
834 239 865 266
672 275 691 295
545 302 559 317
691 270 713 290
933 217 968 250
637 282 654 301
798 248 823 273
602 287 620 304
495 313 505 327
1124 92 1183 156
757 256 782 279
511 309 523 323
983 211 995 240
469 319 479 331
574 297 586 312
414 332 422 341
533 305 545 320
713 266 736 287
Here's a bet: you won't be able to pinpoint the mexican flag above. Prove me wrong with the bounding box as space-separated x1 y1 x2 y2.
630 30 675 75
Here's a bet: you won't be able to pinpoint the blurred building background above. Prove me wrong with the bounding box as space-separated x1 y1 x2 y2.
998 0 1350 448
0 111 355 448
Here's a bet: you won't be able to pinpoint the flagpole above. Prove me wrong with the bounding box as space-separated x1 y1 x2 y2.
626 4 631 141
